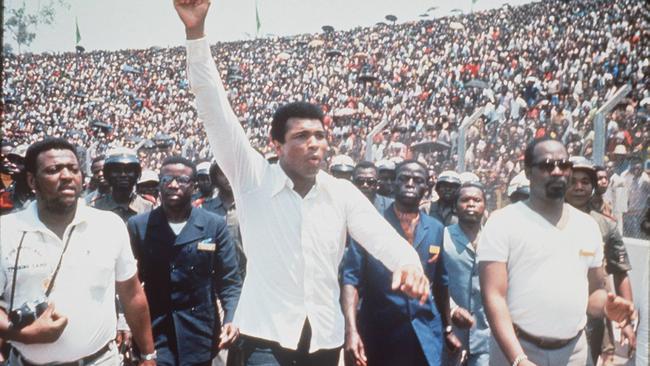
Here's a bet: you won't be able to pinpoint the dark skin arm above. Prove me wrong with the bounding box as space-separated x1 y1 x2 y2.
433 283 461 352
613 274 636 352
0 303 67 345
479 261 536 366
116 274 156 366
341 284 367 366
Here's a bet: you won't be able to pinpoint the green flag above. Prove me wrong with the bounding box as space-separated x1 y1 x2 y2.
75 17 81 45
255 1 261 36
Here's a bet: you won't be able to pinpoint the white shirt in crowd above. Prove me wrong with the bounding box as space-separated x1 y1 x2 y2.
186 37 421 352
477 202 603 339
0 201 137 363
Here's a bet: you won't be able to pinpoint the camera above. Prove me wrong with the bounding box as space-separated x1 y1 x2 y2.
8 298 48 329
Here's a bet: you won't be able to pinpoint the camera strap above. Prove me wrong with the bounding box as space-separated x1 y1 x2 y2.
8 225 77 311
45 225 76 297
9 232 27 312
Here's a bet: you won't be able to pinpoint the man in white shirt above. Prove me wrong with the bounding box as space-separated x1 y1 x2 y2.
174 1 428 365
478 138 634 366
0 138 156 365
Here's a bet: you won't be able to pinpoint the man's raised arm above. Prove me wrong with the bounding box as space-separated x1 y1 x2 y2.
174 0 265 191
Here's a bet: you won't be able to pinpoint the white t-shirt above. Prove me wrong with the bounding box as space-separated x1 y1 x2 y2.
0 201 137 363
477 202 603 339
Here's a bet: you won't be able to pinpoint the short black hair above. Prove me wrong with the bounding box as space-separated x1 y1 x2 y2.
353 161 377 176
161 156 197 178
594 165 606 173
524 137 560 169
91 154 106 165
456 181 486 203
270 102 324 143
24 138 79 175
395 159 427 175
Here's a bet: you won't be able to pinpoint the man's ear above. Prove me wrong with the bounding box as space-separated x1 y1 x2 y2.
271 139 283 156
27 172 37 192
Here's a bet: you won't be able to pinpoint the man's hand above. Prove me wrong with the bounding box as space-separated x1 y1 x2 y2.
344 329 367 366
218 322 239 350
173 0 211 39
604 293 634 325
17 303 68 344
451 307 475 329
391 264 429 304
116 330 132 351
620 324 636 356
138 360 156 366
444 332 462 353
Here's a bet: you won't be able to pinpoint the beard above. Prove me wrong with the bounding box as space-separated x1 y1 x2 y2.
545 180 567 200
42 195 79 215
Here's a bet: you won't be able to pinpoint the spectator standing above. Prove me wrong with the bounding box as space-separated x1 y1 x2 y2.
478 138 634 366
0 138 156 365
128 156 242 365
442 182 490 366
175 2 430 365
340 160 460 366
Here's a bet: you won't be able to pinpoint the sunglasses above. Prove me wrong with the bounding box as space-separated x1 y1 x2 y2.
354 178 378 186
531 159 573 172
159 175 194 186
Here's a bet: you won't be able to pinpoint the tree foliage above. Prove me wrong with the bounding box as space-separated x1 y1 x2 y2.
3 0 70 53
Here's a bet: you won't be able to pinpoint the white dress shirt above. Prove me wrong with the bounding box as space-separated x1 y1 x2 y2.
0 201 137 363
186 37 421 352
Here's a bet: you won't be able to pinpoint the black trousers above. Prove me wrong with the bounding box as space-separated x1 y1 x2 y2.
240 319 340 366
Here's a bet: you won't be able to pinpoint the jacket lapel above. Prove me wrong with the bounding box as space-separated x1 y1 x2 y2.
174 208 207 246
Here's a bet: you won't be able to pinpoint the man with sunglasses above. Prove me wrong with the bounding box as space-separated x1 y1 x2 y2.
478 138 634 366
352 161 393 213
127 156 242 365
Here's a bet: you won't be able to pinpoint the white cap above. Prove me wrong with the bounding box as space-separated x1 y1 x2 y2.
196 162 211 175
329 154 355 172
459 172 480 184
507 171 530 197
138 169 159 184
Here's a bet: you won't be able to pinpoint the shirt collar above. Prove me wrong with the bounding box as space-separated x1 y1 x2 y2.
269 164 326 199
17 199 90 233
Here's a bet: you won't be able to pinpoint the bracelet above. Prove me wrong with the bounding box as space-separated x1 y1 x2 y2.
512 354 527 366
141 350 157 361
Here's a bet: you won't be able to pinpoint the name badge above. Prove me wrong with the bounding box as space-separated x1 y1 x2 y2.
427 245 440 263
579 249 595 257
197 240 216 252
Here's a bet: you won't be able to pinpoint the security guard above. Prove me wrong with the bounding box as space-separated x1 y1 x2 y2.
127 156 242 366
565 156 635 364
329 154 355 181
91 148 153 222
428 170 461 226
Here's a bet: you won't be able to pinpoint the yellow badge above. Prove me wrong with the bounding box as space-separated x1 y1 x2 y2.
579 249 595 257
197 242 216 252
428 245 440 255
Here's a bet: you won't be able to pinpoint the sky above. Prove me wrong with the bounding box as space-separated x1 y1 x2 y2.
3 0 535 54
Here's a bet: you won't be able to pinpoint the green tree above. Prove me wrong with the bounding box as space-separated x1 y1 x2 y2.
3 0 70 53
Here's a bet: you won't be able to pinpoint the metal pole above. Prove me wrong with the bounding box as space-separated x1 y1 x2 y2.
456 106 485 172
592 84 632 165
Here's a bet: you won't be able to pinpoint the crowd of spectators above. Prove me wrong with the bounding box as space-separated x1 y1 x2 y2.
2 0 648 211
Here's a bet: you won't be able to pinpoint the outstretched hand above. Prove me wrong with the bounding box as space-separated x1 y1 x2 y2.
604 293 634 326
173 0 211 39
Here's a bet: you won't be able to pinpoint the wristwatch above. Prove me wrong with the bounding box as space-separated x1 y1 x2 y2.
141 351 157 361
444 325 453 335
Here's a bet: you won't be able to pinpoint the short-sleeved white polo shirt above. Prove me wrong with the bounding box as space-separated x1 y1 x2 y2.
0 200 137 363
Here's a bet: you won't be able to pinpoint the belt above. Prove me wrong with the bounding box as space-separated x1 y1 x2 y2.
513 324 582 350
13 342 111 366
